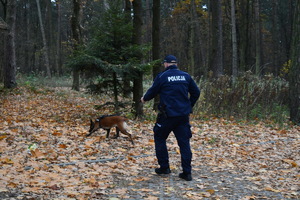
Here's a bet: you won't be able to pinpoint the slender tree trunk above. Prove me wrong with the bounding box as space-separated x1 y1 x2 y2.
123 0 132 98
189 0 196 76
36 0 51 77
286 0 294 61
239 0 249 72
207 0 212 78
113 72 119 111
191 0 205 78
71 0 82 91
46 0 53 72
210 0 223 78
0 17 8 81
152 0 161 111
132 0 144 117
254 0 262 75
231 0 238 80
289 0 300 124
55 0 62 75
152 0 160 74
24 0 30 73
272 0 279 76
4 0 17 89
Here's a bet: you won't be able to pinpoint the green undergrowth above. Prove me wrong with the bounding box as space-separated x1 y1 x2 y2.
193 72 290 127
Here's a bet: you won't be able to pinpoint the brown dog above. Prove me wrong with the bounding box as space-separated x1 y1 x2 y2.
87 115 134 145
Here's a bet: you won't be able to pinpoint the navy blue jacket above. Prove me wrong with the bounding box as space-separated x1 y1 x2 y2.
143 65 200 117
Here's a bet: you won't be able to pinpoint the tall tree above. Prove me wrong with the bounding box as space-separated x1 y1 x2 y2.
36 0 51 77
238 0 249 73
210 0 223 78
231 0 238 80
254 0 262 75
152 0 161 110
3 0 17 88
55 0 62 75
189 0 196 76
0 14 8 80
24 0 30 74
271 0 279 76
122 0 132 98
71 0 82 91
192 0 206 78
289 0 300 124
132 0 144 116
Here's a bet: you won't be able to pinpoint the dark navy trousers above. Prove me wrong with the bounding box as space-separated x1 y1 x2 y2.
153 114 192 174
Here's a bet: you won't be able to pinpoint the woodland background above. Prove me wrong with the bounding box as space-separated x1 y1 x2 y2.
0 1 299 199
0 0 300 123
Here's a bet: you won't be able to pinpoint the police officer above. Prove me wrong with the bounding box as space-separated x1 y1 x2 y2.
141 55 200 181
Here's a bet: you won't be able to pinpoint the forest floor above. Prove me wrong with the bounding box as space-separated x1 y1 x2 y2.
0 86 299 200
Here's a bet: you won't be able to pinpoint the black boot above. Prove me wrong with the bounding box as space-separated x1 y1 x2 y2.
155 168 171 174
179 172 192 181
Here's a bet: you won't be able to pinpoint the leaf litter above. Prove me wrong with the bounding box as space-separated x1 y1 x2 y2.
0 86 299 199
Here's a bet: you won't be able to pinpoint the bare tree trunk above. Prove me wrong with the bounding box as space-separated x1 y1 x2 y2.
3 0 17 89
231 0 238 80
122 0 132 98
191 0 206 78
132 0 144 117
55 0 62 76
289 0 300 124
36 0 51 77
189 0 196 76
210 0 223 78
71 0 82 91
0 12 8 81
24 0 30 73
207 0 212 78
113 72 119 111
254 0 262 75
238 0 250 72
272 0 279 76
152 0 161 111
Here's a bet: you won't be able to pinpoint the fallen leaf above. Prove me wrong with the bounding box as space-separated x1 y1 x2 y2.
206 189 215 194
0 135 7 140
265 186 281 193
31 149 45 158
0 158 14 165
48 184 60 190
58 144 68 148
282 159 298 168
52 132 62 136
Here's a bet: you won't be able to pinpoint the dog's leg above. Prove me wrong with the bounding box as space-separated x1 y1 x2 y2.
118 128 134 145
86 132 93 137
106 129 111 138
115 127 120 138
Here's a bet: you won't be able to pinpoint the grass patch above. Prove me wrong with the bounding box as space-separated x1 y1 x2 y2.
16 74 73 88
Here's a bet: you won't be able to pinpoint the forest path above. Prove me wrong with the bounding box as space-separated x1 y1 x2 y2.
0 86 299 199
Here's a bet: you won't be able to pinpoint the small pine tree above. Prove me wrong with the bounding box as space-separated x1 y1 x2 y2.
68 0 150 112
